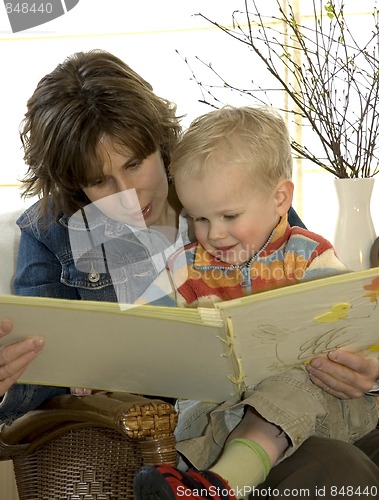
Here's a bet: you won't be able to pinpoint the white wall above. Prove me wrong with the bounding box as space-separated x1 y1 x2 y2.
1 0 378 241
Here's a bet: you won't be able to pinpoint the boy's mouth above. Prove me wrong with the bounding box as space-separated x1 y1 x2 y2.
214 245 236 252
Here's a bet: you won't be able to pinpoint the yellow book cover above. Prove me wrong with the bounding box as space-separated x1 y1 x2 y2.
1 266 379 403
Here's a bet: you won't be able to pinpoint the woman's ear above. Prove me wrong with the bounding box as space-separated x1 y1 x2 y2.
275 179 294 216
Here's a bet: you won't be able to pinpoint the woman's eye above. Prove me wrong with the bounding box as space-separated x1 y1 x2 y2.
92 178 108 187
127 160 142 171
192 217 207 223
224 214 239 220
84 178 106 188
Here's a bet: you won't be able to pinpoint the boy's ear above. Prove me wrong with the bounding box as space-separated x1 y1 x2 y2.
275 179 294 216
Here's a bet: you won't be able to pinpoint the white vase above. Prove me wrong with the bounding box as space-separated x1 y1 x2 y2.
333 178 377 271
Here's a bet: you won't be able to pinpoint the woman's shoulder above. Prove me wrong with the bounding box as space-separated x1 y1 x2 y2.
16 199 42 228
16 199 68 241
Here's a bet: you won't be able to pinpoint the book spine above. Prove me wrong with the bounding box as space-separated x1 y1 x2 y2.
222 317 246 397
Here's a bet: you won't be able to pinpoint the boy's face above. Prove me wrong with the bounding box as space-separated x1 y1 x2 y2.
175 164 292 266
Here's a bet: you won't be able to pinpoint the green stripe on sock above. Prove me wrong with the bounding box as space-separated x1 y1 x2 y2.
225 438 271 479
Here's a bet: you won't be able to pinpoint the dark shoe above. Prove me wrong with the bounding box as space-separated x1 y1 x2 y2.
133 464 235 500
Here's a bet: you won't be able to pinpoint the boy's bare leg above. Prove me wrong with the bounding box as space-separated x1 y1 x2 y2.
225 407 289 463
210 408 289 496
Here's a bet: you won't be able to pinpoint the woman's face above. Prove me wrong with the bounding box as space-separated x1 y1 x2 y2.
82 136 169 227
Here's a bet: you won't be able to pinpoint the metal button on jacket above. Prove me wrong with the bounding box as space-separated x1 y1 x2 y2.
88 272 100 283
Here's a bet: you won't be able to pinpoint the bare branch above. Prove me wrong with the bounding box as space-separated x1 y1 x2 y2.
190 0 379 178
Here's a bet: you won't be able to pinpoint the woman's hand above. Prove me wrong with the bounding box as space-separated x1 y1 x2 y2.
0 319 45 397
306 349 379 399
70 387 92 396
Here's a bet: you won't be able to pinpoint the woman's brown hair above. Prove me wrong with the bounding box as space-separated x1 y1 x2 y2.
20 49 181 219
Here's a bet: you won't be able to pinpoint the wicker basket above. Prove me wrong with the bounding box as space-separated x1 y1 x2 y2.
0 392 178 500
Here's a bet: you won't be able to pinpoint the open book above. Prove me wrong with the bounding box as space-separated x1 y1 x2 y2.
1 266 379 403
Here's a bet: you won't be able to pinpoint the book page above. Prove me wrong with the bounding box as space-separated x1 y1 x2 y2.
0 295 237 402
216 267 379 391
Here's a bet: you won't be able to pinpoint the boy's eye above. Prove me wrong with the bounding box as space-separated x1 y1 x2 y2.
192 216 208 223
224 214 239 220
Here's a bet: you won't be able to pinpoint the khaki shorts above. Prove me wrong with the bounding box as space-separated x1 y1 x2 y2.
175 367 378 470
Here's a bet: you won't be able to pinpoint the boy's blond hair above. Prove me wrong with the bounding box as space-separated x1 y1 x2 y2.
169 106 292 192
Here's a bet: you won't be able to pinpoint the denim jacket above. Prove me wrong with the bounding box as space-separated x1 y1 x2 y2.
0 204 304 424
0 199 191 424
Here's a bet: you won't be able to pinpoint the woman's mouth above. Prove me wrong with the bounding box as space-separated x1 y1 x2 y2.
141 203 152 219
123 203 152 222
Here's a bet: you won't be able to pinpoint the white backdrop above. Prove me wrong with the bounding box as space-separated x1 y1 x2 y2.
1 0 378 242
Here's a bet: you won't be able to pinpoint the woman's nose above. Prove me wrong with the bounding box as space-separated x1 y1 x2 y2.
118 188 140 210
114 174 132 194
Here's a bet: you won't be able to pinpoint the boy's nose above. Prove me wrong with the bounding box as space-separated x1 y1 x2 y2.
208 221 226 241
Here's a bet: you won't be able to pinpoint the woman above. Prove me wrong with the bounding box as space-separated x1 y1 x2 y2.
1 49 378 497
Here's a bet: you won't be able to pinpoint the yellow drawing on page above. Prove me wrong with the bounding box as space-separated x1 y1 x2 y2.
366 344 379 352
313 303 351 323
